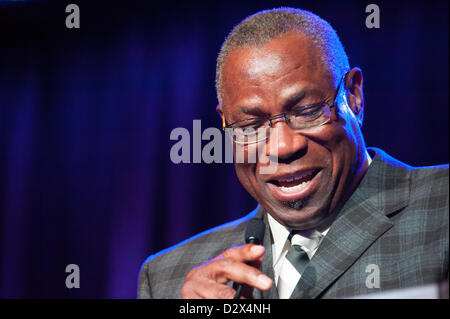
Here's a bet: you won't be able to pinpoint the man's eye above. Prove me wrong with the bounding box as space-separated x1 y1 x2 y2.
293 105 323 117
234 122 265 136
238 120 264 130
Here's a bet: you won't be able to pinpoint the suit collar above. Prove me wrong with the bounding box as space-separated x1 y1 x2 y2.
353 147 412 216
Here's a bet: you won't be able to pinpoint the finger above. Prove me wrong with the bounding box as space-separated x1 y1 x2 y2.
193 280 237 299
219 244 266 263
181 266 239 299
181 286 203 299
182 272 237 299
212 257 272 291
232 270 265 299
247 251 265 270
182 244 271 299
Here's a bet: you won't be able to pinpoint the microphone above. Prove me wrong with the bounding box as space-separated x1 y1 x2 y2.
233 217 266 299
245 218 266 245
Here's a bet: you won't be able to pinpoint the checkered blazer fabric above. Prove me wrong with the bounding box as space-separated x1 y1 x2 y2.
137 148 449 299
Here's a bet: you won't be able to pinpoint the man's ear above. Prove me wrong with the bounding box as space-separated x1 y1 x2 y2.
345 67 364 127
216 104 225 129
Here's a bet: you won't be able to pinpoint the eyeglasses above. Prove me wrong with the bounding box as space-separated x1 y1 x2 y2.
223 73 347 145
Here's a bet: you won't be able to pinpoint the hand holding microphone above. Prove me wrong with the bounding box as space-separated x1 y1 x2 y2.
181 218 272 299
233 218 266 299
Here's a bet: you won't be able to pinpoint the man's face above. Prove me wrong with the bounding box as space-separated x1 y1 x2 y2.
220 33 364 230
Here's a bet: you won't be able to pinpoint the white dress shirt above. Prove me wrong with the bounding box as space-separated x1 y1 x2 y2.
267 213 329 296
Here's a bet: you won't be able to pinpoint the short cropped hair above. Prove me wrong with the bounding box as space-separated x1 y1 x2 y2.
215 7 350 106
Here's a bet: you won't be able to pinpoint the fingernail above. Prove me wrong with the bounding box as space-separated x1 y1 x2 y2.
251 245 265 254
257 274 272 289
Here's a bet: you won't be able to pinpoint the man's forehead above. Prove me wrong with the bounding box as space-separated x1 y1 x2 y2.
220 33 330 106
222 33 323 86
245 52 285 81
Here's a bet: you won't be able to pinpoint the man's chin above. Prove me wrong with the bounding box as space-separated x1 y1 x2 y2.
282 198 306 210
268 202 328 230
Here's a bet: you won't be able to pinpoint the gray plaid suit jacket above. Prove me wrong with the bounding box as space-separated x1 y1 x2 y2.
138 148 449 298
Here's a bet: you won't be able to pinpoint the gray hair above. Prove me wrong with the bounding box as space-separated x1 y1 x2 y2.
215 7 350 106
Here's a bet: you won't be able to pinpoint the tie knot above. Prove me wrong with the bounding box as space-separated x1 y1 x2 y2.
291 244 306 254
288 230 323 255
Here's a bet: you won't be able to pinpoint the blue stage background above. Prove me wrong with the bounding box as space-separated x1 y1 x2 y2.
0 0 448 298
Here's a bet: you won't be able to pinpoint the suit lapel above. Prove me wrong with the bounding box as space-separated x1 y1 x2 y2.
290 195 394 299
290 148 411 299
260 210 279 299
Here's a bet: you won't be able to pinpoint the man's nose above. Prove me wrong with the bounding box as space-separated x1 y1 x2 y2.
266 121 308 162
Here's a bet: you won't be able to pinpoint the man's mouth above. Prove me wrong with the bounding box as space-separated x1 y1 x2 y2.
266 168 320 201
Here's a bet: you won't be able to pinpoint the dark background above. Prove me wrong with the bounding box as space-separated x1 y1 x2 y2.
0 0 448 298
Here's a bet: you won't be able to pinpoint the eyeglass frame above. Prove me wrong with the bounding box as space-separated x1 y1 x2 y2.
221 72 349 144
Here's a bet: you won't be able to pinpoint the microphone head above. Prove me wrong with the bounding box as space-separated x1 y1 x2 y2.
245 218 266 245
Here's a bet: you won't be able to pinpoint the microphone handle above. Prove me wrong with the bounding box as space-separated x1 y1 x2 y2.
233 284 243 299
233 238 259 299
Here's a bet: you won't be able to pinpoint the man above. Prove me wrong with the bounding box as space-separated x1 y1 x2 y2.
138 8 448 299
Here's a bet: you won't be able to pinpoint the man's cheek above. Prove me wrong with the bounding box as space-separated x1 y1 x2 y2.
334 108 362 144
233 142 277 175
233 144 258 164
234 163 261 201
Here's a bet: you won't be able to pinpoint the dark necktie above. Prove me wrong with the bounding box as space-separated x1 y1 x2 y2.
277 232 313 299
285 241 310 275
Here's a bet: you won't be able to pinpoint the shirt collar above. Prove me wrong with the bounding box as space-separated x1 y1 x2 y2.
267 213 330 261
267 213 291 261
